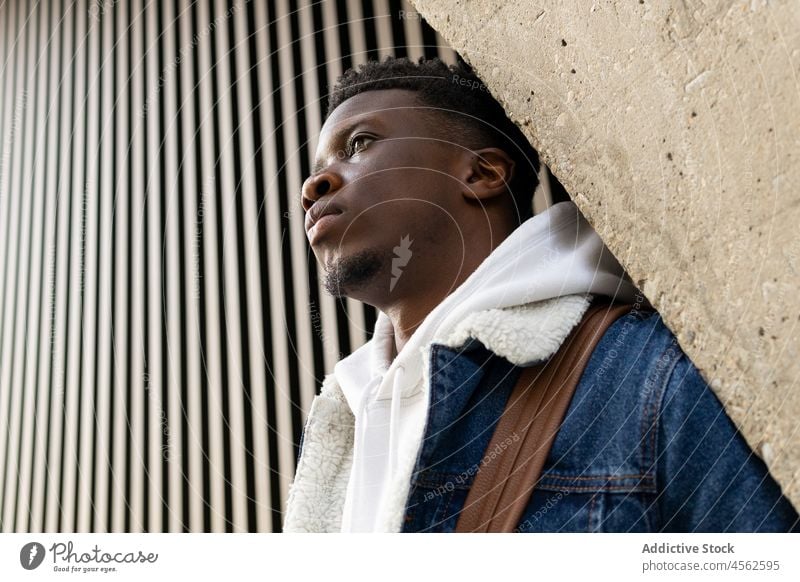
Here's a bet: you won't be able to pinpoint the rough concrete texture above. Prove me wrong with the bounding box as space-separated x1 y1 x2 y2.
410 0 800 509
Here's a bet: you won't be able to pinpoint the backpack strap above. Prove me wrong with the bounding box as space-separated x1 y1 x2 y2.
454 300 638 532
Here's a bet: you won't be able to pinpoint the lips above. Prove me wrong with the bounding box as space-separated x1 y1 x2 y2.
305 201 343 230
305 201 344 242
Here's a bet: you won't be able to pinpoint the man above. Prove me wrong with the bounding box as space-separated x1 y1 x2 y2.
283 57 798 532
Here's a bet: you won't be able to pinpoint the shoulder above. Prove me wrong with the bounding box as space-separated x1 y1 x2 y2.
554 308 696 475
581 308 686 404
548 308 686 478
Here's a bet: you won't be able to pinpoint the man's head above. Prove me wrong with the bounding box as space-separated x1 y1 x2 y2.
302 57 540 312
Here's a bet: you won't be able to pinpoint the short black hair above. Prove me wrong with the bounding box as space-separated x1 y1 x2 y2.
326 56 540 223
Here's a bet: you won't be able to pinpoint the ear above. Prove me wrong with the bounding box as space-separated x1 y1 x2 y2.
460 148 515 201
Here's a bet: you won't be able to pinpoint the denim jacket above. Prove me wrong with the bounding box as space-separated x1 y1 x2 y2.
284 294 799 532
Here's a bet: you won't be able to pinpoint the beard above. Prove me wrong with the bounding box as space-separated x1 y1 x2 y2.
322 247 384 298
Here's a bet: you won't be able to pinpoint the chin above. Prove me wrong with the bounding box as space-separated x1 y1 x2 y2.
322 246 385 299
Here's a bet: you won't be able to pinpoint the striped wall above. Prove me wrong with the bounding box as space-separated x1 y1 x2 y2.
0 0 455 532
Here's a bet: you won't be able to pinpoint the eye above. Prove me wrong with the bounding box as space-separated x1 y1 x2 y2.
346 134 374 156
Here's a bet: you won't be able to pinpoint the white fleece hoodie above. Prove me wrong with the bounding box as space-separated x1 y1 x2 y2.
327 201 638 532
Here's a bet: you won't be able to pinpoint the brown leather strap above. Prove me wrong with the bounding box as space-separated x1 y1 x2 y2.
455 300 637 532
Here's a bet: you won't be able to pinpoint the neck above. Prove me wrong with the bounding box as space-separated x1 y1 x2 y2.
382 240 500 354
352 215 517 355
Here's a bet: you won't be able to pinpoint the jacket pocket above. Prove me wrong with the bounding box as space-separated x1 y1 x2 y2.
516 474 657 532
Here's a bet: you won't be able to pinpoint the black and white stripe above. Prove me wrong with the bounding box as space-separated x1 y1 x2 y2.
0 0 455 532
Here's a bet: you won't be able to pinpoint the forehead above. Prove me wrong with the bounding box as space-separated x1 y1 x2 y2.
318 89 429 146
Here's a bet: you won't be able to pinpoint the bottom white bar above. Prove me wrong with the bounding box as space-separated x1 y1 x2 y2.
0 533 797 581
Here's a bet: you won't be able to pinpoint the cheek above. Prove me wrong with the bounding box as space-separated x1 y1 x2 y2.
335 162 464 244
354 165 461 207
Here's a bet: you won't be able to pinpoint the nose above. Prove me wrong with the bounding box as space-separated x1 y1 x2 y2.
301 170 344 212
